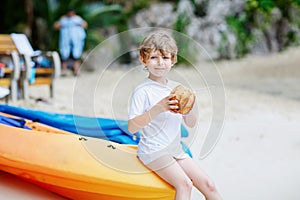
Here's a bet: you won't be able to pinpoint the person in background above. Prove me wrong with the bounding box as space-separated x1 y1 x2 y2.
54 8 87 76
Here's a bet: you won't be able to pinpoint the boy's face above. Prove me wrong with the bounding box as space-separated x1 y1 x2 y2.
140 50 174 79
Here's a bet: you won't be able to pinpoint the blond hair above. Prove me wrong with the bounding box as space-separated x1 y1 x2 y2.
139 32 178 64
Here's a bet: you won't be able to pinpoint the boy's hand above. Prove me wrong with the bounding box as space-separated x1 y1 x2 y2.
155 94 179 113
170 85 196 114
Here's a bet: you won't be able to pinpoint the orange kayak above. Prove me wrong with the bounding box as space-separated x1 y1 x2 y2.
0 122 175 199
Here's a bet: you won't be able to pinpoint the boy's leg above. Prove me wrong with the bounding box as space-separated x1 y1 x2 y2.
177 157 223 200
147 155 193 200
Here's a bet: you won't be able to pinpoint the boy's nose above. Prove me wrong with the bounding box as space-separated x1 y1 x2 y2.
158 57 163 64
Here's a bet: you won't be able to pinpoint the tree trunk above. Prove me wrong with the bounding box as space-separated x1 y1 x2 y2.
24 0 34 39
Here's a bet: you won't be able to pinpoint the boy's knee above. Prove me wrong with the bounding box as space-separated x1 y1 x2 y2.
206 180 216 192
177 178 193 191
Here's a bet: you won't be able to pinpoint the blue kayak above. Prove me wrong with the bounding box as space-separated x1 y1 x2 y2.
0 104 192 157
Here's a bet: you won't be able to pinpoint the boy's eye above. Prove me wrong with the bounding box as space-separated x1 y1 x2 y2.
150 56 157 59
163 56 170 59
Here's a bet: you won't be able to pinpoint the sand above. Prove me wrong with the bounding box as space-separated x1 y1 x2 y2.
1 46 300 200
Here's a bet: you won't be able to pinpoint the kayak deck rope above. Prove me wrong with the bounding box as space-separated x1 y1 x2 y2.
107 144 116 149
79 137 87 141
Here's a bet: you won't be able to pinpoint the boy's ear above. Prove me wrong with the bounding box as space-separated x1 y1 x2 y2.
140 55 146 65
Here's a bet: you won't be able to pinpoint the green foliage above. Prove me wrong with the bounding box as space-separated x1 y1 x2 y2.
84 29 104 51
2 0 300 61
82 3 124 50
84 4 123 27
123 0 150 18
226 14 252 58
258 0 275 12
246 0 275 12
217 32 232 60
190 0 208 17
173 12 195 65
0 1 26 33
226 0 300 58
49 1 126 51
174 13 190 33
112 0 150 64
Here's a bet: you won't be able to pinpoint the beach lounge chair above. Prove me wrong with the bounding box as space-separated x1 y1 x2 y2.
10 33 61 100
0 34 21 102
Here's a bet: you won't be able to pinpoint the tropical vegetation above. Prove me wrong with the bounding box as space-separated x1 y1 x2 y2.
1 0 300 62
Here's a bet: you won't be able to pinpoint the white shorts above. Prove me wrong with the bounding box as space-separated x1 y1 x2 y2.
138 141 189 170
145 152 190 171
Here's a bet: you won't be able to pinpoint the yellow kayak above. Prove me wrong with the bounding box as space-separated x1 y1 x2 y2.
0 121 175 199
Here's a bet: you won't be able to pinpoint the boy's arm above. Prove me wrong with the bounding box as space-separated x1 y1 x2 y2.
128 105 162 134
183 110 197 128
128 94 178 134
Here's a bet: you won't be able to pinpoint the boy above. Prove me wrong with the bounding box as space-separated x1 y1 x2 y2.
128 31 223 200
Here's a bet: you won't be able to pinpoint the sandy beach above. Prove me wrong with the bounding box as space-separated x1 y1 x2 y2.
1 46 300 200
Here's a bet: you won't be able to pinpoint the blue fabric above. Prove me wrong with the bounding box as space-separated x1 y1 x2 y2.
33 56 52 68
180 141 193 158
29 68 35 84
0 114 31 130
0 104 192 156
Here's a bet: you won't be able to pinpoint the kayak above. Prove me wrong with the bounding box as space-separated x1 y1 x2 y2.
0 104 192 157
0 112 71 134
0 104 137 144
0 104 189 143
0 122 176 199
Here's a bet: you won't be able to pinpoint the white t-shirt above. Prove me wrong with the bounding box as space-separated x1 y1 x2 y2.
129 78 185 164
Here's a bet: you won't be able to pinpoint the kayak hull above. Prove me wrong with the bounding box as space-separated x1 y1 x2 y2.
0 124 175 200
